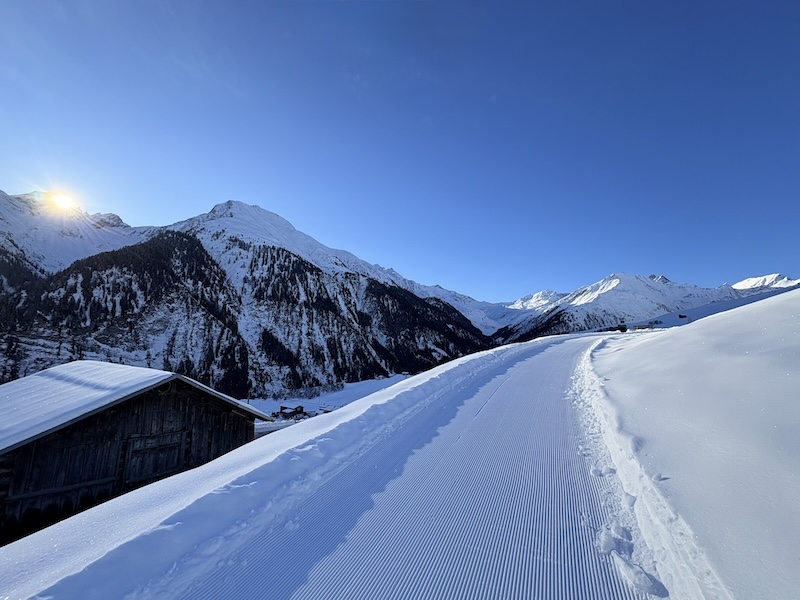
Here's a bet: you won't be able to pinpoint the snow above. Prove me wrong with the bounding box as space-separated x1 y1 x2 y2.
167 200 516 334
731 272 800 290
560 273 734 319
496 272 800 344
2 193 800 596
582 288 800 599
169 200 403 285
248 374 408 419
0 191 153 274
3 191 795 339
2 291 799 599
507 289 566 311
626 286 796 330
570 275 622 306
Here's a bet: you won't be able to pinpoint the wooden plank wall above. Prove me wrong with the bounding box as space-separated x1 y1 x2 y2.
0 380 254 545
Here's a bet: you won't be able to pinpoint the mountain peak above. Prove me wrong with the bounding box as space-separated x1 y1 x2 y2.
208 199 236 216
88 213 129 228
648 274 672 284
194 200 298 234
507 289 566 311
169 200 388 284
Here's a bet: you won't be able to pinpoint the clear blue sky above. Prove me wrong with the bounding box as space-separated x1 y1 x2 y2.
1 1 798 302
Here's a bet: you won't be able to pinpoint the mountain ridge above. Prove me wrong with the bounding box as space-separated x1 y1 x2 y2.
6 191 795 333
492 271 799 343
0 193 492 396
1 190 796 395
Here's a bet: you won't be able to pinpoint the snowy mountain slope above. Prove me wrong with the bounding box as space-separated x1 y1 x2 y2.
1 191 796 397
0 193 505 335
494 272 799 342
0 190 154 275
625 285 798 329
0 194 492 395
168 200 384 282
160 201 800 338
0 231 252 395
167 200 514 334
507 289 567 311
0 229 488 396
2 192 794 338
730 272 800 290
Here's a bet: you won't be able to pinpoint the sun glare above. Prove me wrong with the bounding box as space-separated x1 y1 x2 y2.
52 194 74 209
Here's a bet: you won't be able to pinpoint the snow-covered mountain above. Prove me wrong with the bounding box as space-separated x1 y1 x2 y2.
166 200 514 335
169 200 395 283
730 273 800 290
0 190 154 276
1 191 796 397
0 194 489 396
493 272 799 343
0 192 505 333
507 289 568 311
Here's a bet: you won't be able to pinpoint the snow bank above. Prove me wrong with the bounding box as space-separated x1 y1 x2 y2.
585 288 800 599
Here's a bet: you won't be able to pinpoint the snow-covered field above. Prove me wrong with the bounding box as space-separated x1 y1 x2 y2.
1 289 798 599
248 374 409 425
584 289 800 600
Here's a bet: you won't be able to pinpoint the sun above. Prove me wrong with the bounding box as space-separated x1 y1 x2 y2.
52 193 74 209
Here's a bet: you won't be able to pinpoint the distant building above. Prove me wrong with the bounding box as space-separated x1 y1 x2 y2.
0 360 270 546
278 405 307 420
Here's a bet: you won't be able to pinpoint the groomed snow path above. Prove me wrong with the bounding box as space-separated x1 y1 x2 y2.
37 338 648 599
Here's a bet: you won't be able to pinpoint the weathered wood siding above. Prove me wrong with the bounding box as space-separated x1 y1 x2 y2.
0 380 254 545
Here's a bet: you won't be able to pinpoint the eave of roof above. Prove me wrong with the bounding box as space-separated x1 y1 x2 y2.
171 374 272 423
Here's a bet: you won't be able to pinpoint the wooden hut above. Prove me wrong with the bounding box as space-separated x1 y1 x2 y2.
0 360 270 546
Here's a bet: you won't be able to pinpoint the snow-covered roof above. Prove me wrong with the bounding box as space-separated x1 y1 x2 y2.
0 360 270 454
